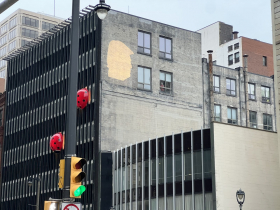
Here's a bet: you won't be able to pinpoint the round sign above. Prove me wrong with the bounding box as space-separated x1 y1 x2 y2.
63 204 80 210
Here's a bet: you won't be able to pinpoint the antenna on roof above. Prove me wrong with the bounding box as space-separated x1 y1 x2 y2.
54 0 55 16
128 6 129 14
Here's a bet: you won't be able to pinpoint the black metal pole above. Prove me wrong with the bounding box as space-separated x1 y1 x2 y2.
63 0 80 199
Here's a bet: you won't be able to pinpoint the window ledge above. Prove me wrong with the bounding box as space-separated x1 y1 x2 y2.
137 52 152 57
262 101 271 104
137 88 152 93
159 57 173 62
226 94 237 97
159 92 173 97
22 24 39 29
249 99 256 102
213 91 220 94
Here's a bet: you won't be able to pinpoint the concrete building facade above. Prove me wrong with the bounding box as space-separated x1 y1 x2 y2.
203 58 276 131
212 123 280 210
100 11 203 151
198 22 274 77
271 0 280 166
0 9 63 80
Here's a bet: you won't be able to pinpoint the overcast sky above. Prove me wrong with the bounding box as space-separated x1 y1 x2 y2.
0 0 272 44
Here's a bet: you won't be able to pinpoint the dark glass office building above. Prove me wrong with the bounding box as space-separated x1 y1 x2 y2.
1 10 102 210
112 128 213 210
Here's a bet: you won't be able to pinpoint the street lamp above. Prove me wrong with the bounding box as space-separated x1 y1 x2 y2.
27 176 41 210
236 189 245 210
94 0 111 20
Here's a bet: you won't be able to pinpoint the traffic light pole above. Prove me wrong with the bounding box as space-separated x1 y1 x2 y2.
63 0 80 199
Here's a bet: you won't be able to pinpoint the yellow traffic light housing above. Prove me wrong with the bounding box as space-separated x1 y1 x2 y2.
44 201 60 210
70 157 87 198
58 159 65 189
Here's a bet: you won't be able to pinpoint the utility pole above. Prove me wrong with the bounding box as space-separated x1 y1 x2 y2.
63 0 80 199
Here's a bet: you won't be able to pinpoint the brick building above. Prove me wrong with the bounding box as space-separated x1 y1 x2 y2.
198 22 274 77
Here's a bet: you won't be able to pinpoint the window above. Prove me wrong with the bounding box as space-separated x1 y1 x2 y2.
226 78 236 96
213 75 220 92
9 17 17 29
22 16 39 28
234 52 239 63
234 43 239 50
137 31 151 55
263 56 267 66
42 21 56 31
0 35 7 46
8 40 16 52
249 111 257 128
261 86 270 103
159 36 172 59
214 105 221 122
227 107 237 124
21 39 29 47
228 54 233 65
0 47 6 58
263 114 272 131
228 45 233 52
0 60 6 69
248 83 255 100
160 71 172 94
22 28 38 39
8 28 16 40
0 24 7 35
137 66 151 90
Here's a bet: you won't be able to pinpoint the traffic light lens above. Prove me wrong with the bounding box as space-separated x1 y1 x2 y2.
74 185 86 196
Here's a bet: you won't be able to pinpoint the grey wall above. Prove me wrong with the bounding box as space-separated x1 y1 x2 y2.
203 58 275 130
100 10 203 150
219 22 233 45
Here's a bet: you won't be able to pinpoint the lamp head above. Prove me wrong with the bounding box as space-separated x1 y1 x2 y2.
95 0 111 20
236 189 245 205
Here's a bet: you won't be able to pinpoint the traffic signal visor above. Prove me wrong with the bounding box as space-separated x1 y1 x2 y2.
70 157 87 198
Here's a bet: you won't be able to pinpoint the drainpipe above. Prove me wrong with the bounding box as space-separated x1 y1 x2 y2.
243 54 249 127
272 75 277 131
208 50 214 123
237 67 243 126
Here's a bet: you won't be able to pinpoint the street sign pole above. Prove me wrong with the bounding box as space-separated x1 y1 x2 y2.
63 0 80 199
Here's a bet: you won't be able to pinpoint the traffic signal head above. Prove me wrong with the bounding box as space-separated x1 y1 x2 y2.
50 133 64 152
58 159 65 189
77 88 89 109
44 201 60 210
70 157 87 198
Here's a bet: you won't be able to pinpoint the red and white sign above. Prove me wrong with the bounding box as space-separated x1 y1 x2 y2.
62 202 82 210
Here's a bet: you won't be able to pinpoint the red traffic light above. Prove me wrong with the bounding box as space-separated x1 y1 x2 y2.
50 133 64 152
77 88 89 109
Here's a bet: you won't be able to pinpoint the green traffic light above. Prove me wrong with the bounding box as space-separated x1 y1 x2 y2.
74 185 86 196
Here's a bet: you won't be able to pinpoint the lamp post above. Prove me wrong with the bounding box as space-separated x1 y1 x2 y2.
90 1 110 210
27 176 41 210
63 0 111 208
236 189 245 210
